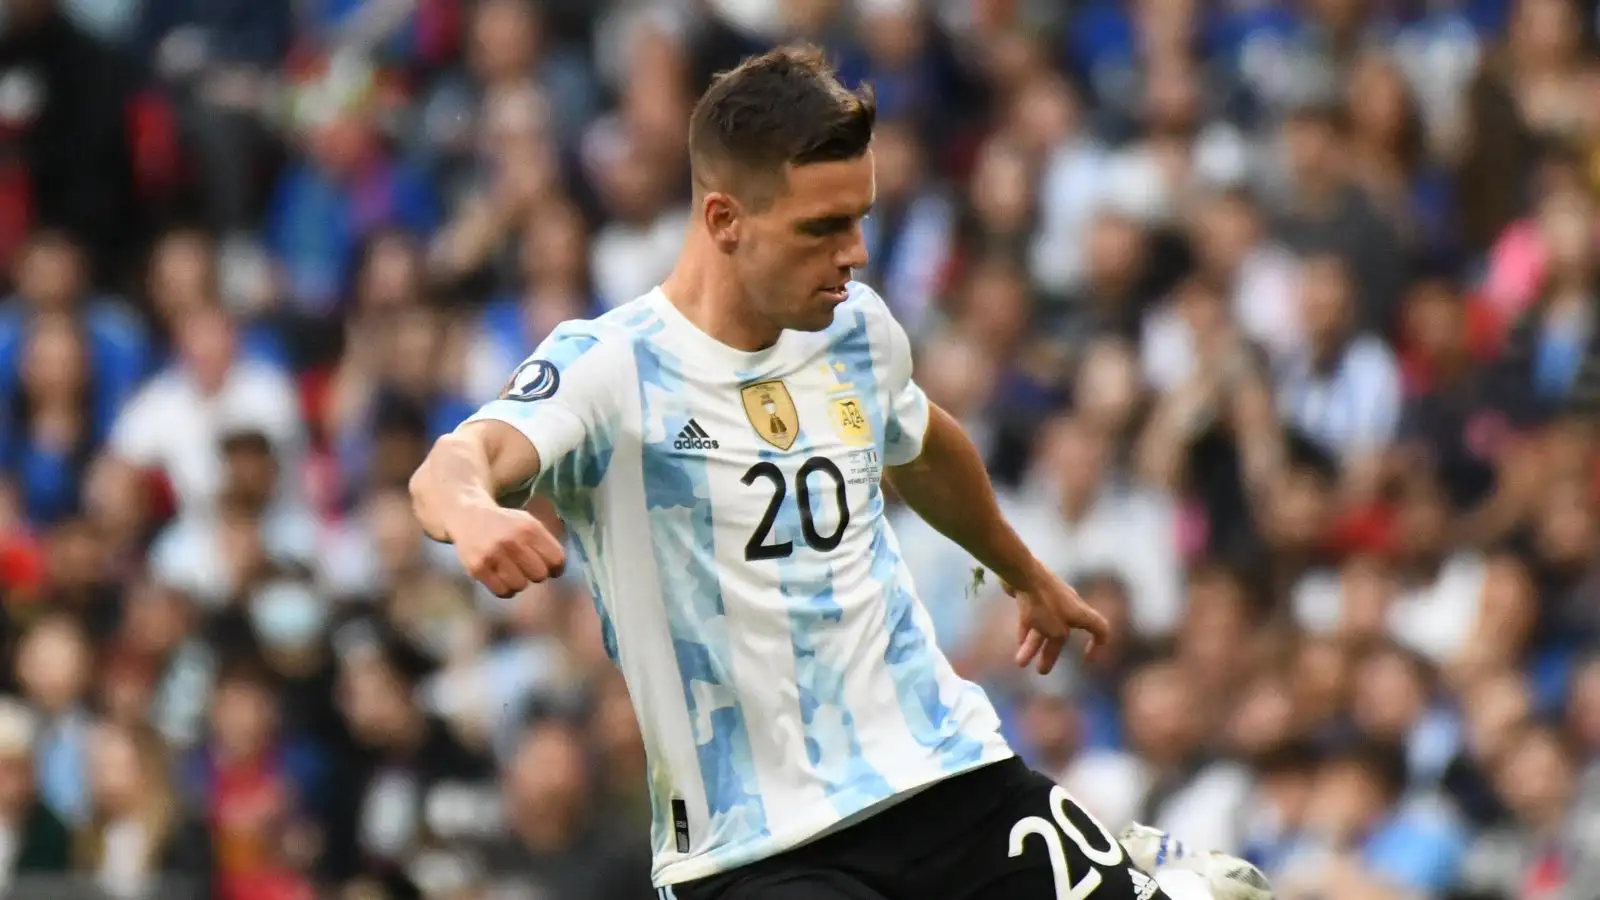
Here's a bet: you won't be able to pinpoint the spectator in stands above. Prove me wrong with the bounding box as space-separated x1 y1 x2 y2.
1565 655 1600 758
1010 414 1183 638
183 661 320 900
1342 51 1459 264
266 55 438 316
0 1 1591 896
461 200 599 404
481 716 652 900
1270 104 1407 332
144 227 286 368
149 428 317 609
2 314 99 523
0 232 149 449
109 306 303 513
1461 724 1598 898
1063 659 1253 855
15 615 93 826
1279 741 1467 898
0 0 138 277
0 698 70 889
138 0 292 242
323 635 492 892
1275 253 1403 469
78 719 212 898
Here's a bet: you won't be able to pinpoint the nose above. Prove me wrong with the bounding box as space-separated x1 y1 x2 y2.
836 221 870 271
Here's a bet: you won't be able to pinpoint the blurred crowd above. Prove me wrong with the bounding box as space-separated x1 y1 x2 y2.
0 0 1598 898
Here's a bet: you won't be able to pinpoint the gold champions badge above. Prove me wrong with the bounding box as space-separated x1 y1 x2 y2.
741 380 799 450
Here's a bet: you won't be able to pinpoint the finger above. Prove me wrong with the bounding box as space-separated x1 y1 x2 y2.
1037 638 1065 676
503 537 552 583
489 558 529 598
520 518 568 579
464 552 509 597
535 533 567 579
477 568 513 599
1001 581 1017 598
1015 628 1046 668
1078 607 1113 662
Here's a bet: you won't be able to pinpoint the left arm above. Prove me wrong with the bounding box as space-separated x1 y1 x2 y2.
885 404 1043 590
884 405 1108 672
867 287 1107 672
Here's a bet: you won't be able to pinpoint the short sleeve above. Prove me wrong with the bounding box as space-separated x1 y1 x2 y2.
864 288 930 466
462 323 626 502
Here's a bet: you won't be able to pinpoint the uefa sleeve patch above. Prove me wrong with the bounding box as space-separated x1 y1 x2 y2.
500 359 561 402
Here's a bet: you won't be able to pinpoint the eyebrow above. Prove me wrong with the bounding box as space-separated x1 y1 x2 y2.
798 205 874 232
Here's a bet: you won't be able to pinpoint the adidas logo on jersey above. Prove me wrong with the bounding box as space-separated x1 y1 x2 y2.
1129 869 1159 900
674 419 720 450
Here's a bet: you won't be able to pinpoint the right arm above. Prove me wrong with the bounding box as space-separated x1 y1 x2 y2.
410 325 622 595
408 419 541 543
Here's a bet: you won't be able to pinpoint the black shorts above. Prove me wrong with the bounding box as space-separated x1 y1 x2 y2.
667 758 1171 900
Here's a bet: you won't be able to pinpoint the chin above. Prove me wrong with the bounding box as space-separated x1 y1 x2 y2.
790 307 841 333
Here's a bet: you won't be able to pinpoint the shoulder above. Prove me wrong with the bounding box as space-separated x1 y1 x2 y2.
505 299 667 395
835 281 908 356
840 281 893 321
230 360 300 405
235 357 296 385
126 368 187 407
1347 334 1400 372
530 308 644 364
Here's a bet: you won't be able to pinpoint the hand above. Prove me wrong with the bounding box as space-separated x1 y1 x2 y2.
447 503 567 598
1002 567 1111 675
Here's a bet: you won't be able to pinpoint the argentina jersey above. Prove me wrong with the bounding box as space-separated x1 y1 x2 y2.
463 282 1013 886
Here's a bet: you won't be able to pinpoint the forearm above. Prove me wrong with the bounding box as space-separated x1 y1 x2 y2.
886 404 1043 587
410 433 498 543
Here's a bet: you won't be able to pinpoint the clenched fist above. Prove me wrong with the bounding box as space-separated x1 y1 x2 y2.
448 504 567 597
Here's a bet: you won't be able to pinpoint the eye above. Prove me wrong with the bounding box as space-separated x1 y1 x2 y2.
798 216 853 238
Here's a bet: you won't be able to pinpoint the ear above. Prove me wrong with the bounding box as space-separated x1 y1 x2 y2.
702 192 742 252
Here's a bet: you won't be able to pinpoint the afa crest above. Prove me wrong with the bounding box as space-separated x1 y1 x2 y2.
740 380 799 450
829 396 874 447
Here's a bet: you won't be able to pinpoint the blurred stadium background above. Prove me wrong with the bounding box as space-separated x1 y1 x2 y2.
0 0 1598 897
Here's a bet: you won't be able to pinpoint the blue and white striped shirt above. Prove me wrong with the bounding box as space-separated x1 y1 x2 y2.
466 283 1012 886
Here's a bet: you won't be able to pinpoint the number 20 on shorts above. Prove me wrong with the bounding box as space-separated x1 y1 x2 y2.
1009 786 1126 900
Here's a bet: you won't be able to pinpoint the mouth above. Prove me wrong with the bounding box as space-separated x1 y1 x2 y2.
819 285 849 303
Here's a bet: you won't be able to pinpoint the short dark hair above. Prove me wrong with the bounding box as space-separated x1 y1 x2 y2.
220 429 274 459
215 655 276 693
1253 740 1321 777
1326 739 1409 802
688 43 876 205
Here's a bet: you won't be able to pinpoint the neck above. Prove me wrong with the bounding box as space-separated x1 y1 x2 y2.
661 230 781 352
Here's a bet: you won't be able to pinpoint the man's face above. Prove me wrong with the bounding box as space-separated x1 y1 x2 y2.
17 239 85 311
212 680 276 760
729 153 874 334
1308 760 1386 840
1298 256 1352 343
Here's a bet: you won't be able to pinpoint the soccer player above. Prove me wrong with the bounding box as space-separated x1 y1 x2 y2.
411 45 1263 900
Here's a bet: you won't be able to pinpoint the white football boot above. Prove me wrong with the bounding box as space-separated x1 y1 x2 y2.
1117 823 1275 900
